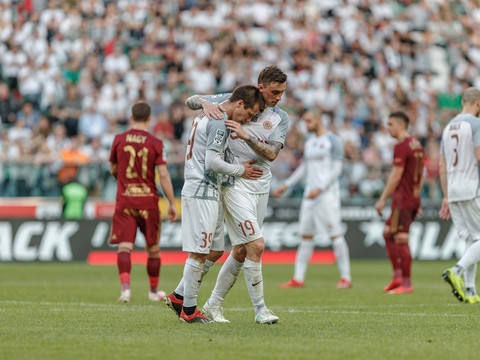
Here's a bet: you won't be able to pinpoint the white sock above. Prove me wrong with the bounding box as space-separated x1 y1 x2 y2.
244 258 266 315
174 277 184 297
175 259 215 297
465 263 477 296
293 239 314 283
200 259 215 281
332 236 351 282
208 254 243 307
183 258 204 308
458 240 480 271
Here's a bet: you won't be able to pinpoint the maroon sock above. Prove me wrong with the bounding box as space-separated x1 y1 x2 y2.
397 243 412 287
117 252 131 290
147 257 161 293
384 234 401 279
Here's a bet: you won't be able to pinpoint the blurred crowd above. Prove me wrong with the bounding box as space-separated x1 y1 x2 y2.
1 0 477 200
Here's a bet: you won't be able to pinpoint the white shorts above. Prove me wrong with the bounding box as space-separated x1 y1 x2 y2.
449 199 480 242
222 187 268 246
181 195 225 254
299 193 343 238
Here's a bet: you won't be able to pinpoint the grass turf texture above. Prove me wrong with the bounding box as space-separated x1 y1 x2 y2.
1 260 480 360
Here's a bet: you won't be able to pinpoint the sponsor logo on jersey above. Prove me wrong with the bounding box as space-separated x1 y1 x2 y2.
214 129 226 144
263 121 273 130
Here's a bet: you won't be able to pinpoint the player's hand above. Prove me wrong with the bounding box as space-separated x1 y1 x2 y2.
438 198 450 220
272 184 288 197
241 160 263 179
167 204 178 222
307 188 322 199
225 120 248 140
415 207 423 218
203 101 225 120
374 198 385 217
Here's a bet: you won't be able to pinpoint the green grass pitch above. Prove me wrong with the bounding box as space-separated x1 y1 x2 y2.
1 260 480 360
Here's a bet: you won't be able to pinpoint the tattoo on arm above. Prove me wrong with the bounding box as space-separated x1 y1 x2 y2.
245 138 282 161
185 95 206 110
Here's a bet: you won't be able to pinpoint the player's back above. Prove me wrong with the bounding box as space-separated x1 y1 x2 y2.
110 129 165 210
441 113 480 202
182 113 226 200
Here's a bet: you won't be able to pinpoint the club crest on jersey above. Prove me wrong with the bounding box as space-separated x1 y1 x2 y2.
263 121 273 130
214 129 226 144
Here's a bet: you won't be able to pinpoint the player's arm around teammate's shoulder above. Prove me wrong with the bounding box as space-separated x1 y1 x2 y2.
157 163 178 222
185 94 227 120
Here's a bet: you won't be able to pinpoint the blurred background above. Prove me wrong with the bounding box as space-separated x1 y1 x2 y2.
0 0 475 260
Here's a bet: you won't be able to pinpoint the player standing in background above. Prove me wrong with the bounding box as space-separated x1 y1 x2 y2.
439 87 480 304
166 85 265 323
109 101 178 303
374 111 424 294
174 66 288 324
273 109 352 289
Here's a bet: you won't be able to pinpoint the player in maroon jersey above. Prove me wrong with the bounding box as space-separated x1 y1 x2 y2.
374 111 424 294
109 101 178 303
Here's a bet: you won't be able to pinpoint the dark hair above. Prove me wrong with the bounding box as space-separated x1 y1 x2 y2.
389 111 409 127
131 101 151 122
229 85 266 111
257 66 287 87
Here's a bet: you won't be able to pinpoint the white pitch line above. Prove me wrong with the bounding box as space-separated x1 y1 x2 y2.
1 301 477 318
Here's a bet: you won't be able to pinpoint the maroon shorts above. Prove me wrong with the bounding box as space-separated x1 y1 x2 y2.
386 208 417 234
110 208 161 246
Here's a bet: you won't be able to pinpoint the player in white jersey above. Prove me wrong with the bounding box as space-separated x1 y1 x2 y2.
181 66 289 324
273 110 352 289
165 85 265 323
440 87 480 304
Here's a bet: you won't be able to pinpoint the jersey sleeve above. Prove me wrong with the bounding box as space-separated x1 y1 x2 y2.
268 107 289 146
206 114 230 152
154 138 166 165
109 135 119 163
204 93 231 104
471 119 480 148
393 142 407 167
329 133 344 161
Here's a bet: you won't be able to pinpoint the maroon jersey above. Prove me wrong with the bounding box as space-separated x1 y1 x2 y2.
391 136 424 210
110 129 166 210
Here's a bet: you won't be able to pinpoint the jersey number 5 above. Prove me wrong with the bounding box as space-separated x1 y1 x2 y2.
123 145 148 179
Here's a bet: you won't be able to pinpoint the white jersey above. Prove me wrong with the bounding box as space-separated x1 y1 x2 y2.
286 131 344 198
440 113 480 202
182 112 229 201
206 93 289 194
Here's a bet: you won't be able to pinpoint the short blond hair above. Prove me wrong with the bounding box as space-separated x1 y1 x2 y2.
462 87 480 105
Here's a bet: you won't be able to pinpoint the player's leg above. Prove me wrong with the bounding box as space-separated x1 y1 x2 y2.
326 197 352 288
463 237 479 302
168 196 217 322
139 209 165 301
203 246 245 323
280 199 314 288
383 212 402 291
110 209 137 302
388 232 413 294
442 202 471 301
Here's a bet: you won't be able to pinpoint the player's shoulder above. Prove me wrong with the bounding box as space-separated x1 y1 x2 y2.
269 105 289 122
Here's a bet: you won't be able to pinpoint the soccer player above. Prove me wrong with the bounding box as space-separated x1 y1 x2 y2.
171 66 288 324
374 111 424 294
167 85 265 323
109 101 178 303
440 87 480 304
273 109 352 289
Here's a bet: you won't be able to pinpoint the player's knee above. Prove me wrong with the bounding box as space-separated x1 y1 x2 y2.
207 250 224 263
232 246 247 262
302 235 314 240
146 244 160 257
247 238 265 258
395 233 409 244
189 252 208 263
118 242 133 253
